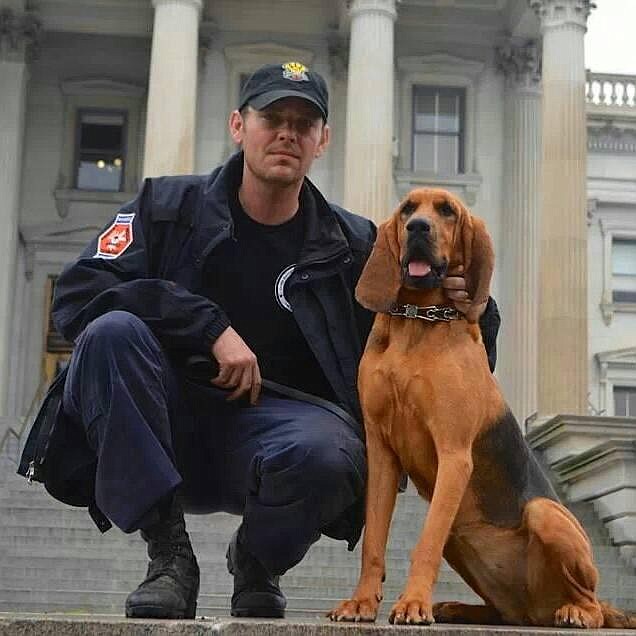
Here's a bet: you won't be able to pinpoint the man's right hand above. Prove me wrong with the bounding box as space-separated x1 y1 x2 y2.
211 327 262 405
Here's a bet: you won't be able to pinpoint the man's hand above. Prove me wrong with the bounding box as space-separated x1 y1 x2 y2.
211 326 262 405
442 266 487 319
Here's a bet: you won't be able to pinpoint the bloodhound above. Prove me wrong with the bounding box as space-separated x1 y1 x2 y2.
328 188 635 629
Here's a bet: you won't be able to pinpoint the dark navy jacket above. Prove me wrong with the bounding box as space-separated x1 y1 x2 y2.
18 151 500 545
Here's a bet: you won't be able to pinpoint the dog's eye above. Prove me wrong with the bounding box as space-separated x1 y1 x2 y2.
436 201 455 218
400 200 418 217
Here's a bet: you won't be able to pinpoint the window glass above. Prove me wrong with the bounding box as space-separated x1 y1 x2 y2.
612 238 636 303
437 93 460 133
437 136 458 174
412 86 464 173
76 110 126 191
614 386 636 416
414 92 436 130
413 134 436 172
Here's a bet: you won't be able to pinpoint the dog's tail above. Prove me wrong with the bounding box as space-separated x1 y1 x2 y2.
601 601 636 628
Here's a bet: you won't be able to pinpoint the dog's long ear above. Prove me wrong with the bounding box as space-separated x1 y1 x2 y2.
460 211 494 324
355 214 402 313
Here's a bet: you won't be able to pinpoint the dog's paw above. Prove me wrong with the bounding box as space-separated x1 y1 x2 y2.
389 597 434 625
554 604 603 629
433 601 469 623
326 597 379 623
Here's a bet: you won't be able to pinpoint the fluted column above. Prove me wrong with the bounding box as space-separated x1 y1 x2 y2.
0 5 40 414
531 0 593 416
143 0 202 177
496 41 542 427
344 0 397 223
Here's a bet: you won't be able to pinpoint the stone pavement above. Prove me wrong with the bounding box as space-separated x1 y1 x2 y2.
1 615 635 636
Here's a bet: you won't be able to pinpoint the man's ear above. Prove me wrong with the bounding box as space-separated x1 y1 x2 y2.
315 123 330 158
355 214 402 313
229 110 244 145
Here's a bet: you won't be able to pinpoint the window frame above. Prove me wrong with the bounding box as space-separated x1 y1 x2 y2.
43 275 73 387
613 385 636 417
599 218 636 323
395 54 483 205
74 107 129 192
411 84 466 174
596 347 636 417
55 78 145 218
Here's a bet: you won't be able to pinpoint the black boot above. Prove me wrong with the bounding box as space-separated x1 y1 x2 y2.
226 525 286 618
125 495 200 619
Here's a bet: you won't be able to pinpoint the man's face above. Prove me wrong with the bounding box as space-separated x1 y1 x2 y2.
229 97 330 187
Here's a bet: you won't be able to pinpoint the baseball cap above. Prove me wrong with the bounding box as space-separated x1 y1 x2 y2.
238 62 329 121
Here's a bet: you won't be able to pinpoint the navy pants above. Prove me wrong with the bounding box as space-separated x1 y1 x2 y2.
62 311 366 574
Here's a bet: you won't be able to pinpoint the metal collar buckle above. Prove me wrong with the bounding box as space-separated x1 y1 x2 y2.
389 303 461 322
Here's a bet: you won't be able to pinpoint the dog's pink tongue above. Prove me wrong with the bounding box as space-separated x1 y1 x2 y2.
408 261 431 277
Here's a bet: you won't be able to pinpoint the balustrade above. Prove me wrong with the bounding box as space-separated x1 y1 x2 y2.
586 71 636 109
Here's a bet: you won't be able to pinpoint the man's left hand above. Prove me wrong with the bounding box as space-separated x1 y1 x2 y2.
443 267 487 319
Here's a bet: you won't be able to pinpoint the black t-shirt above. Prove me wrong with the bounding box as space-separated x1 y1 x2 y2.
201 188 336 402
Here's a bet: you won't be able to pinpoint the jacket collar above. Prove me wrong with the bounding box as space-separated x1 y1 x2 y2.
197 151 350 268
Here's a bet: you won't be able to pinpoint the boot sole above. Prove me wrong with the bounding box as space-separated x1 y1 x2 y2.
231 607 285 618
125 602 197 620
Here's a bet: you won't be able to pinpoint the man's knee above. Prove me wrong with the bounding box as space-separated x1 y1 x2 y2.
259 430 366 502
78 311 155 353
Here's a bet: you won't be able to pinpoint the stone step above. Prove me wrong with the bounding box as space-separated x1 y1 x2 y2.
6 615 636 636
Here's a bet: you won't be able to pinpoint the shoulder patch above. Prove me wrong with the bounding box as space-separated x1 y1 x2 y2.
95 213 135 259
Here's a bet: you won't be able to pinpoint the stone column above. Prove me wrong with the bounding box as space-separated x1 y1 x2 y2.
143 0 202 178
496 40 542 427
530 0 593 416
0 5 40 414
343 0 397 223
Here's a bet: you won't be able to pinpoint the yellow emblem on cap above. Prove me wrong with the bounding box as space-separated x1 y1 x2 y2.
282 61 309 82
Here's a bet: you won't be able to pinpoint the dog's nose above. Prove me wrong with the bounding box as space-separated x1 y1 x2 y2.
406 218 431 234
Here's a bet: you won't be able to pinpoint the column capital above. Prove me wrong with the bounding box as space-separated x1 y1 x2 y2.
496 39 542 92
348 0 398 22
529 0 595 31
327 31 349 81
0 7 42 63
152 0 202 11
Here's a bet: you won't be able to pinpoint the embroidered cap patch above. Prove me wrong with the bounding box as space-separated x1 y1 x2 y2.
95 212 135 259
282 61 309 82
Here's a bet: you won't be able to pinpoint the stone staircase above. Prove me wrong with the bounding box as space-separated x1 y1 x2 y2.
1 434 635 618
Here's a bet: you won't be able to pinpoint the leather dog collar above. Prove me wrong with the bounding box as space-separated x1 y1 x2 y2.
389 304 461 322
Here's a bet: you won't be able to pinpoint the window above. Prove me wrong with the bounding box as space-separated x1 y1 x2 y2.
614 386 636 416
54 78 145 216
412 86 465 173
75 109 127 192
43 276 73 384
611 238 636 303
598 218 636 323
395 55 483 203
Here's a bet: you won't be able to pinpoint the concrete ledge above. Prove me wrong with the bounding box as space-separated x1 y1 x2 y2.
1 615 636 635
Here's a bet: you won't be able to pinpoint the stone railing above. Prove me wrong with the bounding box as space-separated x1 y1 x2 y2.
527 415 636 571
586 71 636 110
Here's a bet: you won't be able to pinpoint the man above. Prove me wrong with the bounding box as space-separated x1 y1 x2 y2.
19 62 500 620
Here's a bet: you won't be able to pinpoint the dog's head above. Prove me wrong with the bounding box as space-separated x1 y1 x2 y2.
355 188 494 323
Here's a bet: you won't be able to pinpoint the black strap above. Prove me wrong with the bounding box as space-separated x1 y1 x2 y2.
183 354 359 432
88 500 112 533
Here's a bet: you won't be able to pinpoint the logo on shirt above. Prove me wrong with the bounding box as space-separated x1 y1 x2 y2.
282 62 309 82
275 264 296 312
95 213 135 259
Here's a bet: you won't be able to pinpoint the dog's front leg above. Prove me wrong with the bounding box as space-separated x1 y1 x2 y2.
390 450 473 625
327 429 401 623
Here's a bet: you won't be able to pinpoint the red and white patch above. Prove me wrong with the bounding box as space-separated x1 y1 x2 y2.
95 213 135 259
